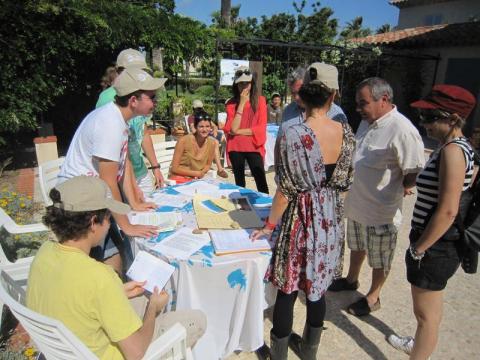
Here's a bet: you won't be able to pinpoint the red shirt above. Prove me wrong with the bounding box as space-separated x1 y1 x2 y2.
224 96 267 158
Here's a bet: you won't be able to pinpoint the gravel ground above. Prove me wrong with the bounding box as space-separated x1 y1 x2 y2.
226 169 480 360
2 166 478 359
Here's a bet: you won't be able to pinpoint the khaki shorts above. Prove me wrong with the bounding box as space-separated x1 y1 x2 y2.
346 219 398 271
130 296 207 348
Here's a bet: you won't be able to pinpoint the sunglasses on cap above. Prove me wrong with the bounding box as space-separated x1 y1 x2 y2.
235 69 251 77
418 109 451 124
194 114 211 121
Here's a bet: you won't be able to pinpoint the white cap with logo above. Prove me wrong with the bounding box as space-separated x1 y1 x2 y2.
116 48 149 69
113 68 167 96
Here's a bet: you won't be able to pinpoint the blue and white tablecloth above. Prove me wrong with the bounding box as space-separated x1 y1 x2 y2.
135 180 275 359
264 124 279 171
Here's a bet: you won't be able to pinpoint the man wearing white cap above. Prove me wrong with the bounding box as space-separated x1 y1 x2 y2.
58 67 166 273
96 49 166 204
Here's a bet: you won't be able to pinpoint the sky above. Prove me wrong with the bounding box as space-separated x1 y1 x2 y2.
175 0 400 32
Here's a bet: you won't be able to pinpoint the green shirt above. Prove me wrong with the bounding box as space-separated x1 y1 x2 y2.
96 87 117 108
95 87 148 179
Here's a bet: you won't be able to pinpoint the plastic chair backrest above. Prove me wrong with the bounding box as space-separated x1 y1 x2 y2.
38 157 65 206
153 141 177 178
0 270 97 359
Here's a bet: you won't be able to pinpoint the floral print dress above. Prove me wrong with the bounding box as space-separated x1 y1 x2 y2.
267 122 355 301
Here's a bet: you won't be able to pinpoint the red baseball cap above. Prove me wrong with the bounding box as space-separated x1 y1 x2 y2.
411 84 476 119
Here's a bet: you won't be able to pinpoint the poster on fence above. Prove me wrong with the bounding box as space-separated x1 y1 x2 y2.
220 59 250 86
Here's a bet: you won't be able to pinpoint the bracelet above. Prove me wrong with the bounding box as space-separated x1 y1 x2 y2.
236 111 243 116
148 165 161 170
409 244 425 261
264 219 276 230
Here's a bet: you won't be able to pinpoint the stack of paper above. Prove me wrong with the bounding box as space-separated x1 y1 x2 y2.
129 211 182 233
209 229 271 255
126 251 176 293
152 227 211 260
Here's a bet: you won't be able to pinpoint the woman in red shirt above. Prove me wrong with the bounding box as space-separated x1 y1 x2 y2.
223 67 269 194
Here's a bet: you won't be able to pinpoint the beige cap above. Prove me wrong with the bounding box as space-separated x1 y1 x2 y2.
192 99 204 109
113 68 167 96
306 62 339 90
54 176 130 214
116 48 148 69
234 66 253 84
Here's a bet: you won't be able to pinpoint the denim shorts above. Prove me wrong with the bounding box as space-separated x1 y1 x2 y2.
406 229 460 291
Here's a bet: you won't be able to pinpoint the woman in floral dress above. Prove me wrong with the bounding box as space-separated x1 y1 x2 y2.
252 73 355 360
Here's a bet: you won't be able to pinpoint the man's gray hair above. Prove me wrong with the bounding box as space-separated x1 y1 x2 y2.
357 77 393 102
287 66 307 85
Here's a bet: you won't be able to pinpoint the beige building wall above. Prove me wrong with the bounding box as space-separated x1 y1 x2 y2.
397 0 480 29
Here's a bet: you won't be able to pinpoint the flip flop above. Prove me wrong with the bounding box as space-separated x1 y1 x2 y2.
347 297 381 316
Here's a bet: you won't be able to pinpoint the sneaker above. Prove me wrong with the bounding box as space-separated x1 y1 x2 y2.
387 334 414 355
328 278 360 292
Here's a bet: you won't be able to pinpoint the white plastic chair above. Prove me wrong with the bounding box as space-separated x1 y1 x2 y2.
184 115 192 134
0 207 49 325
153 141 177 185
0 206 47 281
0 270 192 360
38 157 65 206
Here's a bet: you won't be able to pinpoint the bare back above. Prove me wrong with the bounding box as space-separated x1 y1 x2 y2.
308 118 344 164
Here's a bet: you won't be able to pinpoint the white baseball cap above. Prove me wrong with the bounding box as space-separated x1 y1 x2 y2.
113 68 167 96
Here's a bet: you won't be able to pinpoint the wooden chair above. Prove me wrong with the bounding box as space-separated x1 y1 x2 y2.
0 270 192 360
38 157 65 206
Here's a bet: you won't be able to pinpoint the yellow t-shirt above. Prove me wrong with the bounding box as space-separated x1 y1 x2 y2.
26 241 142 359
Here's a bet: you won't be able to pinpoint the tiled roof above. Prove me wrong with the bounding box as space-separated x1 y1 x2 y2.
350 22 480 48
390 0 454 8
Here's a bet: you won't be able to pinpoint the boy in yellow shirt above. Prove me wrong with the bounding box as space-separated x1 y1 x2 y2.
27 176 206 359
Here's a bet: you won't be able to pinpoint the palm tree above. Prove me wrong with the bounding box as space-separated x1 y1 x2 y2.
221 0 231 27
376 23 392 34
340 16 372 39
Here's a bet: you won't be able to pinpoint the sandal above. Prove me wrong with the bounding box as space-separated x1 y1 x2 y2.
347 297 381 317
217 169 228 178
328 278 360 292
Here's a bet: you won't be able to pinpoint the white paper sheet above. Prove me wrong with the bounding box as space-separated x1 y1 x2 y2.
128 212 182 232
147 193 191 208
174 181 219 197
209 229 271 255
126 251 176 293
152 227 211 260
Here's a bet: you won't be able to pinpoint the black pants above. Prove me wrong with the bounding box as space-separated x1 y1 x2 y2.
272 290 326 338
229 151 269 194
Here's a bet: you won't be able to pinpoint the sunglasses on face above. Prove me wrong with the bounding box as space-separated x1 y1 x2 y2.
235 69 251 77
419 109 451 124
139 93 157 102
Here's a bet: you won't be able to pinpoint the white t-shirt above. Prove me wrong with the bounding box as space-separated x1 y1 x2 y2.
58 102 129 183
344 106 425 226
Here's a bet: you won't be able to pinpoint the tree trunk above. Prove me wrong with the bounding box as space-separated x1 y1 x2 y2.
220 0 231 27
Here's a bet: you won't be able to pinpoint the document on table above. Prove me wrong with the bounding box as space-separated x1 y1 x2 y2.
174 180 219 197
126 250 176 293
147 193 191 208
194 195 263 229
209 229 271 255
152 227 211 260
128 211 182 233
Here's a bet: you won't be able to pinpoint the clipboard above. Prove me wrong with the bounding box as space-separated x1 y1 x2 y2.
193 195 263 229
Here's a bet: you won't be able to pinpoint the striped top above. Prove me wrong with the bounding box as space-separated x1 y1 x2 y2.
412 137 474 228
